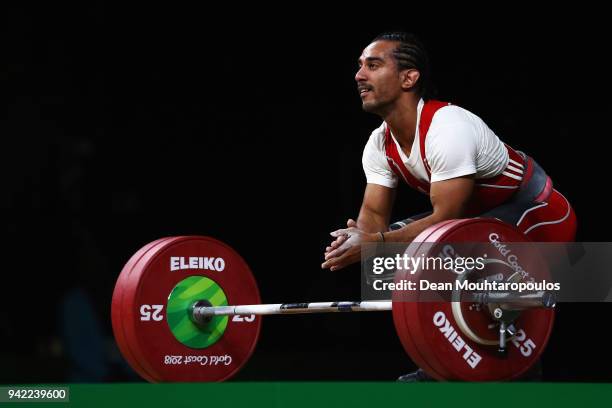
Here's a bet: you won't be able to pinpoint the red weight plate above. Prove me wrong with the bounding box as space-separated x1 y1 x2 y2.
393 219 501 380
392 219 457 381
111 237 173 382
121 236 261 382
393 218 554 381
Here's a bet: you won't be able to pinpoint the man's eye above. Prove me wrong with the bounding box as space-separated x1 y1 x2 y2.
368 64 378 70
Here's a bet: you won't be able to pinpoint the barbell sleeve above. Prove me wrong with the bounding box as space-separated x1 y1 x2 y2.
469 291 556 310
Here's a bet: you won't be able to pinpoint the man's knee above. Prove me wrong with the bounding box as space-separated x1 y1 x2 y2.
389 211 432 231
389 218 415 231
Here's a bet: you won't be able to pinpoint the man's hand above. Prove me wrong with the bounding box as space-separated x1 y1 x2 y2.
321 219 379 271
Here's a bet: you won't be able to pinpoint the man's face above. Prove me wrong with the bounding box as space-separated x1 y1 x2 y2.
355 41 404 114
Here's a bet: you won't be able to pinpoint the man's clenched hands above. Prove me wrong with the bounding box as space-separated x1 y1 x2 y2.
321 219 380 271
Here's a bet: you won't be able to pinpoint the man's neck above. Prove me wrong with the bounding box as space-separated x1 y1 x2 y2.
383 96 420 149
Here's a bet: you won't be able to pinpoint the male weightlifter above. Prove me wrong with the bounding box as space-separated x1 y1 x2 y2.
320 32 577 381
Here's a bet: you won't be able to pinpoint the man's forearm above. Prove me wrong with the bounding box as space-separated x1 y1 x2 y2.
356 210 389 233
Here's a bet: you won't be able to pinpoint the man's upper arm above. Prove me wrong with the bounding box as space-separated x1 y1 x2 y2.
362 129 398 188
426 120 478 183
426 111 478 220
358 183 396 231
429 176 475 221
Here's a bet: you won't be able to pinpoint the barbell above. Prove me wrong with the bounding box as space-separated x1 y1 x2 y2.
111 218 555 382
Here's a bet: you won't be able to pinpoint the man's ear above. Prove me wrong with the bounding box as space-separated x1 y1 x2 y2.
400 69 420 91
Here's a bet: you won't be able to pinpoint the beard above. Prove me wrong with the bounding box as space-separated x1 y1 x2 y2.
361 96 392 115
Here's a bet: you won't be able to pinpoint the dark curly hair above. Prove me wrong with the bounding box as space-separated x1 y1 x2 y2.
372 32 433 100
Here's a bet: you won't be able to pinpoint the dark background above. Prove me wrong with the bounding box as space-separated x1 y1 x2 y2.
2 5 611 382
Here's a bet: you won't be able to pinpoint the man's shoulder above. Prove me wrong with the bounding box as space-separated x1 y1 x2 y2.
365 122 387 150
426 104 484 143
431 104 476 126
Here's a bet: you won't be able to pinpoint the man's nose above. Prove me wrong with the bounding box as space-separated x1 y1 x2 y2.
355 67 367 82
